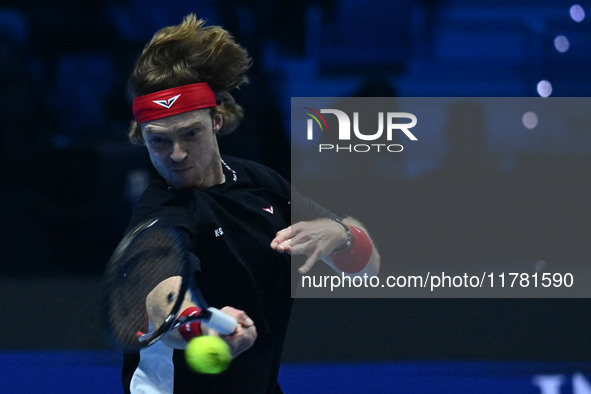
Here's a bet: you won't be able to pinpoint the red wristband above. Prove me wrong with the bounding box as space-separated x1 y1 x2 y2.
331 226 373 273
178 306 203 341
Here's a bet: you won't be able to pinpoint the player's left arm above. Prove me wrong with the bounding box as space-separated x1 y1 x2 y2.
270 217 380 276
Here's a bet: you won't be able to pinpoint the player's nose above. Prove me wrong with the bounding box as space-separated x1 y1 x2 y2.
170 142 188 162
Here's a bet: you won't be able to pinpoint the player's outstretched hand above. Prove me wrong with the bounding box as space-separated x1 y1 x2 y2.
203 306 257 358
270 219 348 274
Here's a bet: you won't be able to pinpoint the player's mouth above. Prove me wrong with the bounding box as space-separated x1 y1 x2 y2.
172 167 192 174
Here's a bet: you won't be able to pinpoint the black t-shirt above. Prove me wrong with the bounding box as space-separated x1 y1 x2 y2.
122 156 336 394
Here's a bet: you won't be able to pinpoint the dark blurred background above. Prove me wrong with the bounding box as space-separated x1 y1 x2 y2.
1 0 591 365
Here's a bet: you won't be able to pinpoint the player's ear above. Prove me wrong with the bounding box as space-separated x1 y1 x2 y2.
212 113 223 134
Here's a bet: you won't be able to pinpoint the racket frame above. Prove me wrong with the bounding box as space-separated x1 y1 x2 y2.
103 219 224 350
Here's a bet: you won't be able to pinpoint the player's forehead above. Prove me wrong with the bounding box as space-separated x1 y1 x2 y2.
141 109 212 135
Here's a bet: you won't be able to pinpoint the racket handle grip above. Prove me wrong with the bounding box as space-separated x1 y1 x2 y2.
204 307 238 335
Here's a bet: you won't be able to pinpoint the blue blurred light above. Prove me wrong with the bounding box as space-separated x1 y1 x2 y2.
522 111 539 129
553 35 570 53
536 80 553 97
570 4 585 23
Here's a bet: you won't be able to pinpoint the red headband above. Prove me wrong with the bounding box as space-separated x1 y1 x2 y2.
132 82 217 124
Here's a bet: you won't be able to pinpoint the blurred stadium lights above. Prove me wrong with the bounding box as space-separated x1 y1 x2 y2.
569 4 586 23
553 34 570 53
537 79 553 97
535 4 586 96
522 111 539 130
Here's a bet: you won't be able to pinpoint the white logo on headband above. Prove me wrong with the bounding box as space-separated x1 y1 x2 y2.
153 94 181 109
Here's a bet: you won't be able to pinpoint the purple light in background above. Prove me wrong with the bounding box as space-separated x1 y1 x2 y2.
537 80 553 97
522 111 539 130
553 35 570 53
570 4 585 22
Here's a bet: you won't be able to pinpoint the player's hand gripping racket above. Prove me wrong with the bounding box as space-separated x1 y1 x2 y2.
101 218 237 351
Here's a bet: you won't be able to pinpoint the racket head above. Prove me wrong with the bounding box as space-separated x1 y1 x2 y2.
101 219 192 351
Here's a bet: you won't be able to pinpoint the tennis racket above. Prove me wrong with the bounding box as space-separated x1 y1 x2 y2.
101 218 237 351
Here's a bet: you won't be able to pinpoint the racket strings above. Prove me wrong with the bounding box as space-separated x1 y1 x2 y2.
105 226 185 349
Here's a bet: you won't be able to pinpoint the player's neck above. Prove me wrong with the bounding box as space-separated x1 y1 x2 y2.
201 156 225 188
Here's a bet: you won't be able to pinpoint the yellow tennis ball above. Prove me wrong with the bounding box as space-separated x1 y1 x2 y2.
185 336 232 374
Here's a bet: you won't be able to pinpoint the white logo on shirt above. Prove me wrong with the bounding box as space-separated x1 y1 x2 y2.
214 227 224 237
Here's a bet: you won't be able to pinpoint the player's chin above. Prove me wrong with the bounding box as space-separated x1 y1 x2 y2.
166 174 191 190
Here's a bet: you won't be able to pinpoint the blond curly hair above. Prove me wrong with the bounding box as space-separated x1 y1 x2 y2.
128 14 252 144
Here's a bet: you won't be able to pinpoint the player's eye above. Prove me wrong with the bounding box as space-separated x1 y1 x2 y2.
149 136 163 145
147 134 172 146
184 129 199 139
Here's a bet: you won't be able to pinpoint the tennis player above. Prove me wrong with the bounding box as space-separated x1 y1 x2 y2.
121 14 379 393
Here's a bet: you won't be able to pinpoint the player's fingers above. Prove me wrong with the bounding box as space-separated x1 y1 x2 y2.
298 254 320 274
274 226 292 242
237 313 254 328
222 322 257 358
287 237 316 256
271 240 290 253
245 324 257 346
220 306 254 328
273 232 302 254
276 237 294 253
270 226 292 251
